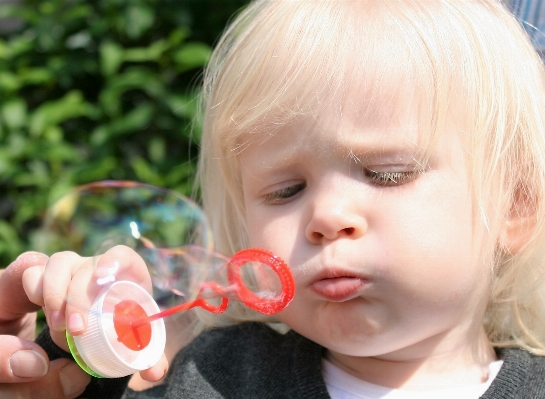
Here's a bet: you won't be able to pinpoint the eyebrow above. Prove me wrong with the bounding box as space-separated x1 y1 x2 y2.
244 138 425 180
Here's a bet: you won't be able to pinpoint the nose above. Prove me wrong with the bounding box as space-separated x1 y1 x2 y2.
305 186 367 244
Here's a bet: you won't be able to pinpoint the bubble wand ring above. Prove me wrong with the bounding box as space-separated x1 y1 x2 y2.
227 248 295 315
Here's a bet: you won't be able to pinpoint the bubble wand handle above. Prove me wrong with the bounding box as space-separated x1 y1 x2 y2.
135 248 296 327
144 283 231 324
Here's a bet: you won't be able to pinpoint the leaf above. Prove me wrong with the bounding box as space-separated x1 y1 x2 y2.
123 40 169 63
167 28 190 47
149 137 165 163
130 156 163 186
1 98 27 129
72 157 119 183
99 68 164 116
100 41 124 77
165 161 196 187
0 150 15 177
165 94 196 119
173 42 211 73
29 91 97 137
65 30 92 50
0 220 23 260
60 4 93 24
0 39 13 59
125 4 155 40
90 103 154 145
0 71 20 92
14 159 49 187
18 67 55 86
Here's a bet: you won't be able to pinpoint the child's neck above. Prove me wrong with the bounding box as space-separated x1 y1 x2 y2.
324 328 497 390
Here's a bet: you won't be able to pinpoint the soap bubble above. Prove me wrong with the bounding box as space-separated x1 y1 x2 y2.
36 180 293 325
35 181 294 377
37 180 213 306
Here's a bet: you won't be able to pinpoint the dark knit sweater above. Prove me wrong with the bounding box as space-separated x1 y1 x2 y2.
36 323 545 398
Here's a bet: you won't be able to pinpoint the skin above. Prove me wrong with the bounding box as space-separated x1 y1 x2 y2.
0 252 91 399
239 102 499 389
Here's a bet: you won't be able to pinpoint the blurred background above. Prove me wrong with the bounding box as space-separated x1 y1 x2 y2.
0 0 249 267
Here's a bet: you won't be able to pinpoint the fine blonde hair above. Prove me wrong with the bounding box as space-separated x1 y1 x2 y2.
195 0 545 354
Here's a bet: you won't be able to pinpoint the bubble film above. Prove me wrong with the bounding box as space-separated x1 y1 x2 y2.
37 181 213 304
36 181 295 376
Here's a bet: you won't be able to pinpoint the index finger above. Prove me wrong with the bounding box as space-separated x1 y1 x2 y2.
63 245 153 336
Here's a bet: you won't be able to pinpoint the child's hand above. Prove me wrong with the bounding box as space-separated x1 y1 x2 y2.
22 245 169 383
0 252 91 399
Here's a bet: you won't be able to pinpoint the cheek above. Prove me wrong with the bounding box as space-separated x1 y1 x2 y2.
245 208 300 251
382 187 491 303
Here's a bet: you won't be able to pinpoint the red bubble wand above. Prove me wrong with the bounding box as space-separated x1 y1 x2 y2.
112 248 295 351
67 247 295 378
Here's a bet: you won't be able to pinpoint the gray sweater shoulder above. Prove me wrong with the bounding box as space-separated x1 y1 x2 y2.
124 322 329 399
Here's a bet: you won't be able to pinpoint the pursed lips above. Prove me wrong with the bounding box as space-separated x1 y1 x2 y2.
309 268 369 302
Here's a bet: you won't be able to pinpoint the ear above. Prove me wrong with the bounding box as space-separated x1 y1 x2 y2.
499 184 537 254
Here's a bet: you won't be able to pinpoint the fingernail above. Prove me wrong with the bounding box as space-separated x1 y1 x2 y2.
59 362 91 398
95 262 120 285
50 310 65 331
68 313 85 333
94 261 120 277
9 350 48 378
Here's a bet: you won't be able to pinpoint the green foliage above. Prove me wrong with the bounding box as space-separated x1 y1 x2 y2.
0 0 249 267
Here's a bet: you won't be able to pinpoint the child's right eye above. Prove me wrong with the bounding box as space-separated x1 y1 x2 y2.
264 183 307 205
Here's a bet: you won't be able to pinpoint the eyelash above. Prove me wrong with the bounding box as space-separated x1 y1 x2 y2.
264 183 307 205
364 169 422 187
262 168 421 204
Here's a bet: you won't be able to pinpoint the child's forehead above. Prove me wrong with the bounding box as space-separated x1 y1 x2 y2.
240 101 433 165
240 74 450 153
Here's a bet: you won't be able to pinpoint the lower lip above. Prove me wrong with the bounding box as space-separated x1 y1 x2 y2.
310 277 366 302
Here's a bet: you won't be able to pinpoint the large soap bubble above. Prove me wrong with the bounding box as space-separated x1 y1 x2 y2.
38 181 212 302
36 181 295 378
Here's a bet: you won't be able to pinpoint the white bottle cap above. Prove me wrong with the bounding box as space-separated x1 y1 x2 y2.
67 281 166 378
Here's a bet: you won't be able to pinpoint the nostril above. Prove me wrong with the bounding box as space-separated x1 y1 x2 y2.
312 232 324 239
343 227 355 235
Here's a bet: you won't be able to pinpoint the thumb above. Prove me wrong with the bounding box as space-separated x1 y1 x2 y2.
0 335 49 383
0 357 90 399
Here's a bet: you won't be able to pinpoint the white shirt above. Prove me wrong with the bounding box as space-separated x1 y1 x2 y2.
323 358 503 399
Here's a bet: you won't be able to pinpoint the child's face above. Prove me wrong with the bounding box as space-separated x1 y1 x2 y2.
239 99 496 360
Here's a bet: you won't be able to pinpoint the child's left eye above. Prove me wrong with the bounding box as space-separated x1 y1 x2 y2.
364 168 422 187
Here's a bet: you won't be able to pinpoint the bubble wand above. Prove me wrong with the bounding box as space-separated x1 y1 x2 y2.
39 181 296 378
110 248 294 351
68 247 295 378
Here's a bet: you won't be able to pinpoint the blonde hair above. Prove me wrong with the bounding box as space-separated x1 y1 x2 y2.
195 0 545 354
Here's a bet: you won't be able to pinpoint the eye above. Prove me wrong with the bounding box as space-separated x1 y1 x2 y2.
364 168 422 187
264 182 306 205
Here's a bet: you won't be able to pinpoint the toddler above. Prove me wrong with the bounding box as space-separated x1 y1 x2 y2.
24 0 545 398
